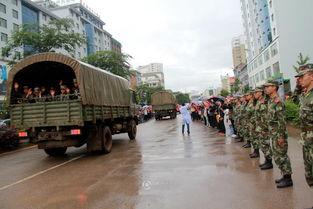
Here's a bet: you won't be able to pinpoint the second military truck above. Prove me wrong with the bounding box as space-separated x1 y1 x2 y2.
7 53 138 156
151 91 177 120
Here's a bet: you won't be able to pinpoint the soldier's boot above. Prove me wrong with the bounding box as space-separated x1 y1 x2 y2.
276 175 293 188
242 141 251 148
249 149 260 158
275 176 284 184
260 158 273 170
236 137 244 142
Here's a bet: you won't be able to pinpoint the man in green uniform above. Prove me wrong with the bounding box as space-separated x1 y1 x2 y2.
295 64 313 191
242 94 251 148
254 86 273 169
246 91 259 157
264 80 293 188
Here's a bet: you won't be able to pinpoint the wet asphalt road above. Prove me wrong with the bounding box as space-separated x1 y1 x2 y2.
0 117 312 209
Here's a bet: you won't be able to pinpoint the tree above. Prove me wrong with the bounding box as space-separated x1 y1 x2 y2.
243 84 251 93
232 78 241 95
81 50 132 79
293 52 310 73
174 92 190 105
220 89 230 97
2 18 86 63
135 85 164 105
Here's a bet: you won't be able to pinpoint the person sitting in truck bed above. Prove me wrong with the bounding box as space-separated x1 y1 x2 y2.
11 82 23 104
46 87 58 102
33 87 46 103
59 85 70 101
22 86 34 103
72 78 80 99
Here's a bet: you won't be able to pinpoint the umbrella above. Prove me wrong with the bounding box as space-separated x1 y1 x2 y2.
210 96 226 102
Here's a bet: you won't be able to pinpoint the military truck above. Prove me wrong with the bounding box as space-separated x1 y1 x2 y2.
7 52 138 156
151 91 177 120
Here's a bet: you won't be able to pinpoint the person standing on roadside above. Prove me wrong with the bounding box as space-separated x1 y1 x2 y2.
180 103 191 135
264 80 293 188
294 64 313 192
254 86 273 170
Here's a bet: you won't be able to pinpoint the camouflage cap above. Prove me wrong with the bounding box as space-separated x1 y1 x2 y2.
295 63 313 77
254 86 264 92
263 79 279 87
60 85 67 90
34 87 40 92
249 90 255 94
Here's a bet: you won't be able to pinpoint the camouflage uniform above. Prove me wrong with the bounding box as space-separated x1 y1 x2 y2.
234 101 241 137
240 101 249 139
267 95 292 175
246 100 258 148
255 95 272 159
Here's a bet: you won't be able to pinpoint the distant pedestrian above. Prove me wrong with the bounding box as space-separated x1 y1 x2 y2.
180 103 191 135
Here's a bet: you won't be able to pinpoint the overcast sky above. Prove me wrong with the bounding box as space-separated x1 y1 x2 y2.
83 0 243 93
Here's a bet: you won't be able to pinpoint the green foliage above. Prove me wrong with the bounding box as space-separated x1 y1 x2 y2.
81 50 132 79
220 89 230 97
174 92 190 105
293 52 310 73
243 85 251 93
231 78 241 95
285 99 300 126
2 18 86 64
135 85 164 104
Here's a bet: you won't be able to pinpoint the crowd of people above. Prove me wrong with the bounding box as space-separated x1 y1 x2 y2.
10 79 80 104
180 64 313 195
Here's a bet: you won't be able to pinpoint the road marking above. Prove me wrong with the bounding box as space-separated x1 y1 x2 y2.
0 155 84 192
0 145 37 157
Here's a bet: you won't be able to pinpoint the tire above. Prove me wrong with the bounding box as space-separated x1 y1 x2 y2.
100 126 112 154
128 119 137 140
44 147 67 156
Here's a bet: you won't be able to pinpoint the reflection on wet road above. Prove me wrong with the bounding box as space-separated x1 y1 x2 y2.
0 117 312 209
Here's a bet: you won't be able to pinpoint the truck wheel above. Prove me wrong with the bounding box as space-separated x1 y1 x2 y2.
101 126 112 153
44 147 67 156
128 119 137 140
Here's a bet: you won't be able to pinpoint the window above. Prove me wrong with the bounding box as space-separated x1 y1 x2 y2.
43 14 47 21
260 70 265 81
273 62 280 75
271 14 274 22
258 56 263 65
76 23 79 29
271 42 278 57
0 18 7 28
1 33 8 42
254 60 258 69
11 0 18 6
0 3 6 14
269 0 272 7
273 27 276 36
255 73 260 83
266 66 272 78
12 9 18 19
78 52 81 58
13 23 19 31
263 50 270 62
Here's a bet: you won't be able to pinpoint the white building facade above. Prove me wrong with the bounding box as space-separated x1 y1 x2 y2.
240 0 313 90
137 63 165 88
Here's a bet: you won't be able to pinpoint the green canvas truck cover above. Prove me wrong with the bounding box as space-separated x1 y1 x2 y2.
151 91 176 106
6 52 131 107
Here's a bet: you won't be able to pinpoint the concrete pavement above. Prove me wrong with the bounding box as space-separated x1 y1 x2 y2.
0 117 312 209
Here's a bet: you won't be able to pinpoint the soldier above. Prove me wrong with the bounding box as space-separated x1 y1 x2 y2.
246 91 259 158
254 86 273 169
22 86 33 103
72 78 80 99
264 80 293 188
294 63 313 191
47 87 58 102
59 85 70 101
11 82 23 104
236 96 245 143
33 87 45 103
242 94 251 148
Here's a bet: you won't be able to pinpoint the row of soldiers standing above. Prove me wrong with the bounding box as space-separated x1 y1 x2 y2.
232 63 313 191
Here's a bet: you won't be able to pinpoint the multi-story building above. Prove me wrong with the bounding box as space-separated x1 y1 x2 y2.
129 70 141 89
240 0 313 90
111 38 122 53
137 63 165 88
233 63 249 93
33 0 113 59
202 88 217 97
231 35 247 68
220 74 231 92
